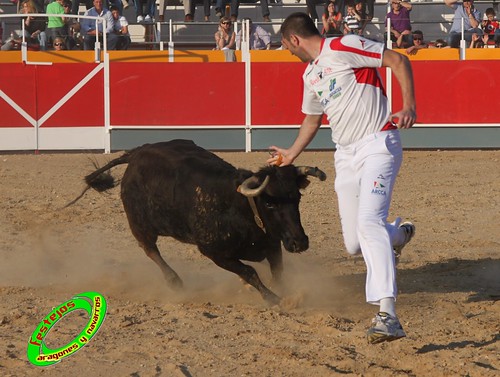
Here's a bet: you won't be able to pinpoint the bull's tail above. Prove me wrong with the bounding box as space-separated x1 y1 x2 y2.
63 151 132 208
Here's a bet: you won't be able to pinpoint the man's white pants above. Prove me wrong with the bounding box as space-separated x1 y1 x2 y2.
334 130 403 304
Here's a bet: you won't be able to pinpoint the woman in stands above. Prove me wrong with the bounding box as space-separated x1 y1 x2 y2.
214 16 236 50
1 0 47 51
322 0 343 37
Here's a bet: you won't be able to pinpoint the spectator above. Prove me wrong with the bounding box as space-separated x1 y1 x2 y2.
236 17 271 50
470 32 487 48
214 16 236 61
80 0 117 50
429 38 448 48
63 0 82 49
445 0 482 48
305 0 340 21
1 0 47 51
187 0 211 22
386 0 412 48
482 8 499 43
46 0 66 45
354 0 370 34
52 35 66 50
110 4 130 49
214 0 239 22
343 2 361 35
322 0 342 37
405 29 427 55
134 0 155 23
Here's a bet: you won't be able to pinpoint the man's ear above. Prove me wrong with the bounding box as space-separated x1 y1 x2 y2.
289 34 300 46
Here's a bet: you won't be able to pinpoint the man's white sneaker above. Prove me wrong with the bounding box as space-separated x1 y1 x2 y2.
367 312 406 344
137 15 144 23
394 221 415 263
144 15 152 22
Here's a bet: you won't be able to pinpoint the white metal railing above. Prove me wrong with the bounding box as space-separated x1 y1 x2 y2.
0 13 107 62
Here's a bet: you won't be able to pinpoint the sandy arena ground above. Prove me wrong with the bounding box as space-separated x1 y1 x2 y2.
0 149 498 376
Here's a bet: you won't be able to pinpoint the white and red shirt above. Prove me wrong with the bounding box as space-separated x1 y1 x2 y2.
302 35 392 146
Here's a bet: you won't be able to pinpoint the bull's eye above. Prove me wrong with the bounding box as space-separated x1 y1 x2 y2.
264 202 276 209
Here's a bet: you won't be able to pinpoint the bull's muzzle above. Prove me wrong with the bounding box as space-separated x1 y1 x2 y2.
283 234 309 253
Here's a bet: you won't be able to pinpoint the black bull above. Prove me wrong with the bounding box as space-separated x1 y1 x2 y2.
69 140 326 305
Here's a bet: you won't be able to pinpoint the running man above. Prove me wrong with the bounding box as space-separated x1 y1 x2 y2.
267 12 416 344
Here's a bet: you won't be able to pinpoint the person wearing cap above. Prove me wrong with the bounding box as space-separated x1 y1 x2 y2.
405 30 428 55
445 0 482 48
236 18 271 50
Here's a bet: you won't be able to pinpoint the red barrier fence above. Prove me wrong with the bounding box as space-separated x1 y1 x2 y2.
0 60 499 151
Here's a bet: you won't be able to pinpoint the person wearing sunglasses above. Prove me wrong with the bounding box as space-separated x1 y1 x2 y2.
445 0 482 48
405 30 428 55
215 17 236 50
52 36 66 50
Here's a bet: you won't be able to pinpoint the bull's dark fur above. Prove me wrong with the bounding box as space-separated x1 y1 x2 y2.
72 139 326 305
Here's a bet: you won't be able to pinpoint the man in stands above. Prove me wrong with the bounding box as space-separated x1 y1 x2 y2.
80 0 117 50
386 0 413 48
445 0 482 48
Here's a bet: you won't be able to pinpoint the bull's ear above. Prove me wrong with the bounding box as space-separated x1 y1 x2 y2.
297 176 311 190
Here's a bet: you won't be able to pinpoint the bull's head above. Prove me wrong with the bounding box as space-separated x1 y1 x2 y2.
239 166 326 253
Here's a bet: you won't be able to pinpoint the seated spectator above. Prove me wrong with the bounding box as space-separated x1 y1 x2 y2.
482 8 499 43
110 4 130 49
80 0 117 50
405 29 427 55
322 0 342 37
1 0 47 51
470 32 487 48
52 36 66 50
235 18 271 50
214 16 236 61
46 0 66 45
386 0 413 48
134 0 155 23
343 2 361 35
429 38 449 48
444 0 482 48
63 0 82 49
214 0 239 22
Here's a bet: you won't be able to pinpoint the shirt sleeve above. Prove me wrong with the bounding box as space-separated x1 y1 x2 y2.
332 35 384 69
302 75 323 115
105 11 114 34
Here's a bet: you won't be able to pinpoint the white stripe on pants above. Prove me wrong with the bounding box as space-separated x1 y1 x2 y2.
334 130 403 304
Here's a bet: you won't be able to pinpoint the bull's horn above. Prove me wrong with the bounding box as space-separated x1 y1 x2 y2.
238 175 270 197
296 166 327 181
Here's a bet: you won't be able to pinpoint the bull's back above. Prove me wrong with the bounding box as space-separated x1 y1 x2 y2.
120 140 239 243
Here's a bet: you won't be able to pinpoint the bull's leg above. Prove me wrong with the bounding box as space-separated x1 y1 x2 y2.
210 257 280 305
266 248 283 286
139 242 183 289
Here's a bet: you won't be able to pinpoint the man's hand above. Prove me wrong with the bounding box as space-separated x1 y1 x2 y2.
390 108 416 129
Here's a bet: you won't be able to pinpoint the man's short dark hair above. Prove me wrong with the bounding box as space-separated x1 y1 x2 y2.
109 5 119 11
280 12 321 40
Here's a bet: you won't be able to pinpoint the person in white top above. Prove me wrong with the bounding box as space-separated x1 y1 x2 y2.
110 5 131 50
267 12 417 345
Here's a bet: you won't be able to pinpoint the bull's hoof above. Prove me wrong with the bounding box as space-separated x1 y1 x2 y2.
166 276 183 290
265 292 281 306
